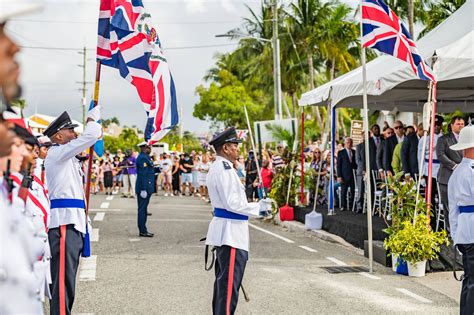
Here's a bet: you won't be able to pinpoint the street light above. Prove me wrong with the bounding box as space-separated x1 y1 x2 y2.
215 26 283 121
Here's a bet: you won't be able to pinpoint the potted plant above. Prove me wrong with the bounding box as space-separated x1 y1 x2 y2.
386 214 448 277
383 173 420 272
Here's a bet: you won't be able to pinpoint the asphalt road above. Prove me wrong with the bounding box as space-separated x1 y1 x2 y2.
70 192 460 314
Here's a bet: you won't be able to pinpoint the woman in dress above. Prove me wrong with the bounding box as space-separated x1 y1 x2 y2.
192 154 200 197
112 155 121 194
198 154 211 201
102 158 114 195
171 155 181 196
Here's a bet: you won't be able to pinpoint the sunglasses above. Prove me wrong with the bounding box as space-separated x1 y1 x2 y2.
394 126 403 129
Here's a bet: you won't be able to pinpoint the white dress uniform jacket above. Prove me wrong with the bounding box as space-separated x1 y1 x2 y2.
0 178 43 314
205 156 260 252
418 133 442 178
448 158 474 245
45 121 101 234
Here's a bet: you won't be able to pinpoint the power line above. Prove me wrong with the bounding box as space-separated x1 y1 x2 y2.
11 18 242 25
18 43 238 51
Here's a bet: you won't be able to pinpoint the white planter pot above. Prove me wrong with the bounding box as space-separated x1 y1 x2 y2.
407 260 427 277
391 254 399 272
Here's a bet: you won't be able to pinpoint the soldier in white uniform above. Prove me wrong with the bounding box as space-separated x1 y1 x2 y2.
205 127 272 315
1 113 45 314
448 123 474 314
44 109 102 315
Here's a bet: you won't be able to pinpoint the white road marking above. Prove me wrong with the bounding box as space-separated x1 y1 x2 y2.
106 196 114 201
79 255 97 281
359 272 381 280
129 238 141 242
89 208 122 212
91 228 100 242
299 245 318 253
100 202 110 209
113 218 210 222
93 212 105 221
248 223 295 244
396 288 432 303
326 257 348 266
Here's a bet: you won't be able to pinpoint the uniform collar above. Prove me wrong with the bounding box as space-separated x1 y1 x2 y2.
216 155 234 165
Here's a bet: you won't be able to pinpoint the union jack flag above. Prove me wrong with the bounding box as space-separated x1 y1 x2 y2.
97 0 179 142
361 0 436 82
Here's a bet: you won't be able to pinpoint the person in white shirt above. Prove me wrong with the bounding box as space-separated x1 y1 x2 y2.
205 127 272 315
448 123 474 315
160 153 173 196
44 108 102 315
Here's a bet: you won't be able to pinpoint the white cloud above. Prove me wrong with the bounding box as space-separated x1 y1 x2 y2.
185 0 206 13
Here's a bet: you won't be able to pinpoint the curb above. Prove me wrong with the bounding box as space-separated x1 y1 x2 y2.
272 217 364 256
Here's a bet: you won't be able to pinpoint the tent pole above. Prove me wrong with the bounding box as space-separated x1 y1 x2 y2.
360 0 373 273
329 106 336 215
300 111 305 204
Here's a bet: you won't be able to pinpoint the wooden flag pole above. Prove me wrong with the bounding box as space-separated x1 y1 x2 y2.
85 61 102 214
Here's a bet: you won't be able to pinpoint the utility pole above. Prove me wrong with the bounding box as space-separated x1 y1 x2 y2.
272 0 282 120
77 47 93 126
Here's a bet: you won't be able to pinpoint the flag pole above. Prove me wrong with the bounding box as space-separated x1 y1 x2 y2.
85 61 102 215
426 81 437 223
360 0 373 273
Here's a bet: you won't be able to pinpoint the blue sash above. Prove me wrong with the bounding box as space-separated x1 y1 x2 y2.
214 208 248 221
425 158 440 164
459 205 474 214
50 198 86 209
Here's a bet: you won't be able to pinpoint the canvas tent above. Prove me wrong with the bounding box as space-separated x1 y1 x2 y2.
299 0 474 112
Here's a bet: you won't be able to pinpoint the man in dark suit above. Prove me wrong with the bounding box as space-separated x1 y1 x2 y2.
356 125 382 212
437 116 465 231
376 127 391 172
401 123 422 178
135 142 156 237
337 137 357 211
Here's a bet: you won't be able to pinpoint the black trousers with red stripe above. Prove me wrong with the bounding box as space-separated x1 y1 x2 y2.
212 245 248 315
49 224 83 315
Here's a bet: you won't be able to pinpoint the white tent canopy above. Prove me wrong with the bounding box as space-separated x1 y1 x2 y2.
299 0 474 113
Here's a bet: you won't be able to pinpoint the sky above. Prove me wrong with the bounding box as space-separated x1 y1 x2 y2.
7 0 270 134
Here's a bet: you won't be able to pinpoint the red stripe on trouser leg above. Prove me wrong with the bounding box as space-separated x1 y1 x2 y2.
59 225 66 315
226 247 236 315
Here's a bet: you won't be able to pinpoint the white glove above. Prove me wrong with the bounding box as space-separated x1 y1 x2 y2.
258 198 273 216
87 105 101 122
140 190 147 198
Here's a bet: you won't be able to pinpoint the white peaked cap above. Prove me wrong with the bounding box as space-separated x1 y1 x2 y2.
0 0 43 24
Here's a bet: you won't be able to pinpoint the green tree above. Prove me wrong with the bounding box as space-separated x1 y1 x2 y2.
104 128 141 152
418 0 466 38
193 70 271 128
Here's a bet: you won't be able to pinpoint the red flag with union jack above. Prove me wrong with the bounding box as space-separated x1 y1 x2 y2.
97 0 178 142
361 0 436 82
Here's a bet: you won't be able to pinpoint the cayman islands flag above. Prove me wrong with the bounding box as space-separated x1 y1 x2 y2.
361 0 436 82
97 0 179 142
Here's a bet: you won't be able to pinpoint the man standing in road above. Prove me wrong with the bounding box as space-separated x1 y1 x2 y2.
447 123 474 314
437 116 465 230
205 127 271 315
135 142 155 237
44 109 102 315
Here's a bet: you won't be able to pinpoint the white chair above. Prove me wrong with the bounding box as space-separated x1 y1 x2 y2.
383 172 394 219
435 181 446 231
372 170 385 216
352 169 359 212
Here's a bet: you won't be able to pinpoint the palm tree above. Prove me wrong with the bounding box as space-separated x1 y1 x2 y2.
418 0 466 38
285 0 335 126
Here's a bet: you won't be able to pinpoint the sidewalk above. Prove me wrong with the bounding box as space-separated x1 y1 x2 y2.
274 217 461 303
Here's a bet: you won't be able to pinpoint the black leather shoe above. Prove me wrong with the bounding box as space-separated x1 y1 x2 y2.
139 232 154 237
147 212 152 216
